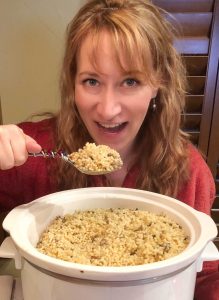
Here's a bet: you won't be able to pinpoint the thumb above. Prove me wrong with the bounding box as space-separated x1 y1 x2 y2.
25 134 42 153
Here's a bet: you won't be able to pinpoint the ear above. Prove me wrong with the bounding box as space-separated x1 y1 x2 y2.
151 87 158 99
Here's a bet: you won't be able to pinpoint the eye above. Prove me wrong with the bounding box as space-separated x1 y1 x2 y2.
83 78 99 87
124 78 139 87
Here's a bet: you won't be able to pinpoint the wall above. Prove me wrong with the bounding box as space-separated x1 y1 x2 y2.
0 0 85 124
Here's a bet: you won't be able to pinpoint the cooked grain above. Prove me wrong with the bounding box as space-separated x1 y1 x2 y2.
68 143 123 173
36 208 189 266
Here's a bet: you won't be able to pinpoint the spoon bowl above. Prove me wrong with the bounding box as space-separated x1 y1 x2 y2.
65 154 122 175
28 144 123 176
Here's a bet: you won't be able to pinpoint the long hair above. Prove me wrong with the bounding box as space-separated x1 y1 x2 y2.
54 0 189 196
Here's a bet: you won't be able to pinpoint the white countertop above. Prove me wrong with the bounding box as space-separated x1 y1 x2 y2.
0 276 23 300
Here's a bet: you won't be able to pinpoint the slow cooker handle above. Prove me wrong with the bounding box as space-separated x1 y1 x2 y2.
0 237 22 269
196 241 219 272
196 210 218 240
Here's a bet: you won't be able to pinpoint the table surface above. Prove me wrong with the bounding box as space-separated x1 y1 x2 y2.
0 258 20 277
0 275 23 300
0 258 23 300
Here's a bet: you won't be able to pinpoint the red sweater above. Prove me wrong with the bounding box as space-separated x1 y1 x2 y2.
0 118 218 299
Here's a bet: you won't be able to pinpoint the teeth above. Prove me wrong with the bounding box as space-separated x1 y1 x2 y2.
99 123 122 128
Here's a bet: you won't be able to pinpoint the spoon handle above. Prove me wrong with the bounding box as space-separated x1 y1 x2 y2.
28 150 70 161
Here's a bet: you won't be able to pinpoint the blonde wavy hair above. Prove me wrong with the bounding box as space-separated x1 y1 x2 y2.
54 0 189 196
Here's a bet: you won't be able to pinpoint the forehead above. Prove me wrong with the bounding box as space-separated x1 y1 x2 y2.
77 29 153 74
78 31 116 64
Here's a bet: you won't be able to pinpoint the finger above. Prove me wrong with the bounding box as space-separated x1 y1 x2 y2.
12 130 42 166
25 135 42 153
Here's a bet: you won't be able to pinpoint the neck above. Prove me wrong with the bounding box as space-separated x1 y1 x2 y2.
106 144 136 187
105 155 132 187
105 167 127 187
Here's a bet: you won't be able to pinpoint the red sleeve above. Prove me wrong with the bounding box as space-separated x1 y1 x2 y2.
177 144 219 300
177 144 215 214
0 118 56 212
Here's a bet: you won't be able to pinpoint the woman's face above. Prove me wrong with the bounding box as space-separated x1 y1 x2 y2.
75 31 157 158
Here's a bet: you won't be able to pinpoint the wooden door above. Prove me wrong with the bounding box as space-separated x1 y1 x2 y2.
152 0 219 248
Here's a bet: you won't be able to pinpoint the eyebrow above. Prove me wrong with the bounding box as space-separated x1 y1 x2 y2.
77 71 99 77
123 71 144 76
77 70 145 77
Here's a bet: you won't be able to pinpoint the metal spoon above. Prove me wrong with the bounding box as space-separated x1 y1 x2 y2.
28 149 122 175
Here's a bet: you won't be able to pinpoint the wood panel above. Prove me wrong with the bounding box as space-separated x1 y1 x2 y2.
207 51 219 248
166 13 212 36
212 177 219 209
152 0 219 248
153 0 214 12
182 114 202 130
207 67 219 176
185 96 203 113
174 38 209 55
183 56 208 76
199 0 219 154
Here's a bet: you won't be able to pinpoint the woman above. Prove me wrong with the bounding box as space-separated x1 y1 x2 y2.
0 1 218 298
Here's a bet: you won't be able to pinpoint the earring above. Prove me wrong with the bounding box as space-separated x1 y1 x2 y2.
151 98 157 112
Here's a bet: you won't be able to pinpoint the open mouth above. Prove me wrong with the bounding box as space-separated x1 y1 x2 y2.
97 122 127 133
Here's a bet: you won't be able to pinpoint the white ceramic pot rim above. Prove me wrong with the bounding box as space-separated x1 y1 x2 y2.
3 187 219 281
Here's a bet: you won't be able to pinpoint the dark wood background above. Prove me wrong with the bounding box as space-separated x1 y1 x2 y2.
153 0 219 248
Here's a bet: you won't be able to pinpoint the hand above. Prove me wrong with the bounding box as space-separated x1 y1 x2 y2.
0 124 42 170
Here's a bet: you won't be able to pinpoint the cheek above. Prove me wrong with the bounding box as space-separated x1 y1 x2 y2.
75 84 98 113
74 87 89 112
134 88 153 112
135 98 151 118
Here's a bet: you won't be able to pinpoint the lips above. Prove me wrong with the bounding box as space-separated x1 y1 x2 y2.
96 122 127 133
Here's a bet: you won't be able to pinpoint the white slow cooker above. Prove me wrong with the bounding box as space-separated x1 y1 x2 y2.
0 187 219 300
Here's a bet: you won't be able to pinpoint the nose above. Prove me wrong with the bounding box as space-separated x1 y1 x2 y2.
96 87 122 120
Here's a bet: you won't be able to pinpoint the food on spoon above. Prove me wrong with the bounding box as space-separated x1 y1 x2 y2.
36 208 190 266
68 143 123 174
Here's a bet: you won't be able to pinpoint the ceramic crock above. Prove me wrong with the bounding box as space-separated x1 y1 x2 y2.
0 187 219 300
